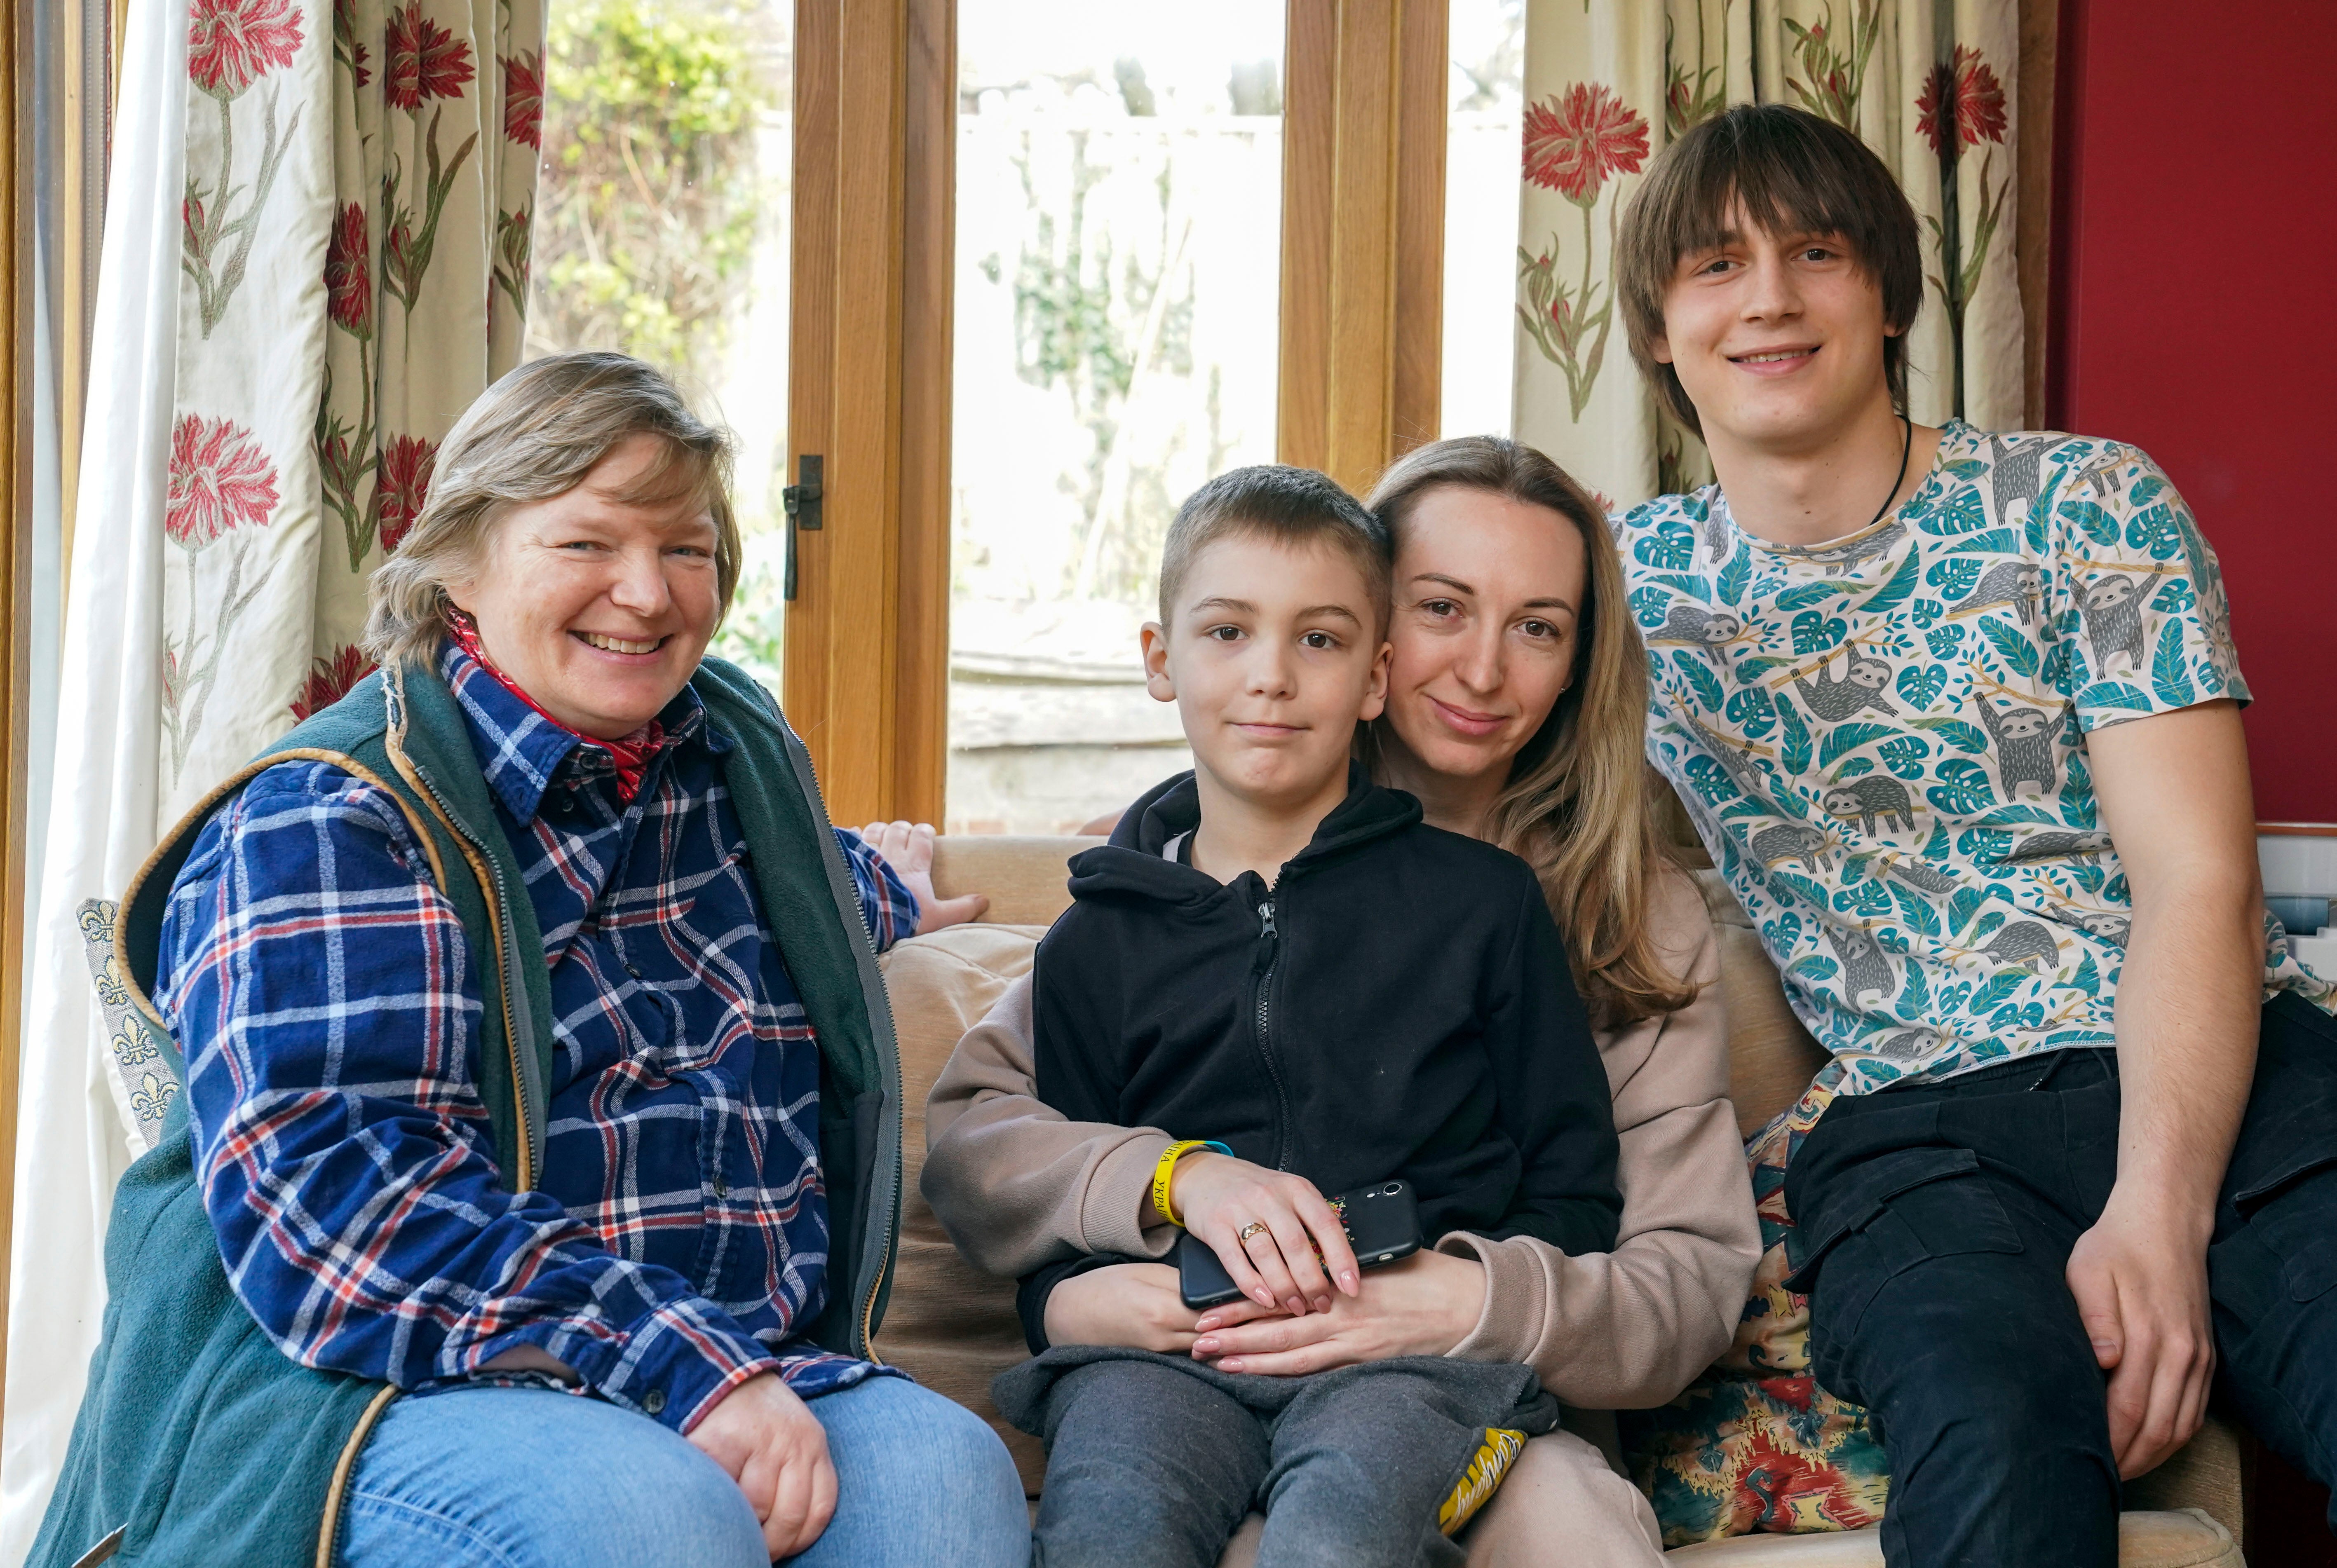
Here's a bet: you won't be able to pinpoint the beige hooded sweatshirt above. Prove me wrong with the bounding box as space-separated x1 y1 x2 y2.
920 866 1761 1413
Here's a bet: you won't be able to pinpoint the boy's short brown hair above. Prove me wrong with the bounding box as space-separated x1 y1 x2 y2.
1157 464 1392 633
1616 104 1923 434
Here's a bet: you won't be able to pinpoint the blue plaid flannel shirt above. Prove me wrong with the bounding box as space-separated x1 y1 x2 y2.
156 643 917 1434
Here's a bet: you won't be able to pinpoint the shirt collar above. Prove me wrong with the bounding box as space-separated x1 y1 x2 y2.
439 640 713 823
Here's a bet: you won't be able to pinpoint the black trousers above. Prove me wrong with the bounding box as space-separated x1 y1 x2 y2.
1785 993 2337 1567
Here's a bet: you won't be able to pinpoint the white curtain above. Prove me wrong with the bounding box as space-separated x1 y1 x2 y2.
2 0 545 1538
0 0 184 1550
1514 0 2027 508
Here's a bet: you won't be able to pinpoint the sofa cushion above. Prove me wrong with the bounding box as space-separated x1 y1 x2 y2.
1660 1507 2240 1566
877 922 1055 1494
1690 872 1832 1138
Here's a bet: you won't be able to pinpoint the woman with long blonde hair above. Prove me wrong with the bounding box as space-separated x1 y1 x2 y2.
924 437 1760 1561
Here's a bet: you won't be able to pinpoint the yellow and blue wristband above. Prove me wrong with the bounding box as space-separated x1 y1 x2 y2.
1150 1139 1233 1228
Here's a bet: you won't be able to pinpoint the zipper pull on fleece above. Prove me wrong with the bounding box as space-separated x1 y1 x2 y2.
1253 900 1279 973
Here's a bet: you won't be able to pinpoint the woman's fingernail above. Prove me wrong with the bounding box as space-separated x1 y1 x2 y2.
1194 1337 1218 1354
1253 1288 1276 1306
1218 1358 1243 1373
1312 1296 1331 1313
1340 1271 1358 1291
1284 1296 1305 1316
1195 1316 1220 1332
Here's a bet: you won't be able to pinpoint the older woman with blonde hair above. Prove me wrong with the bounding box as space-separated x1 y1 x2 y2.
33 352 1026 1568
924 436 1762 1562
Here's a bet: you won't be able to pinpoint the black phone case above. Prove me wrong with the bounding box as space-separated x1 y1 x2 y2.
1176 1179 1425 1310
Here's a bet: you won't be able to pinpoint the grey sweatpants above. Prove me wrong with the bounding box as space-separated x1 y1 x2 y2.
1003 1353 1556 1568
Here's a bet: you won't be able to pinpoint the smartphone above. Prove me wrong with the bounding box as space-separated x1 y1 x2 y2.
1176 1179 1424 1310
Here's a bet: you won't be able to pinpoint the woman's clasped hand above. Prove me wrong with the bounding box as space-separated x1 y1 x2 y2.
1043 1222 1491 1379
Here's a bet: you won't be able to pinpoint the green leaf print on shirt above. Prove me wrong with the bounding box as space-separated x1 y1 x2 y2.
1979 616 2041 679
1776 581 1855 611
1918 485 1990 535
1792 612 1848 654
1878 735 1932 778
1891 883 1941 936
1725 686 1777 738
1911 715 1988 751
1718 548 1752 607
1673 650 1727 712
2151 621 2196 708
1777 699 1814 776
1926 759 1994 814
1897 666 1949 708
1966 971 2026 1016
2078 681 2153 713
2126 504 2184 560
1863 552 1921 617
1926 557 1981 597
1820 722 1898 771
2062 499 2122 546
1634 520 1697 570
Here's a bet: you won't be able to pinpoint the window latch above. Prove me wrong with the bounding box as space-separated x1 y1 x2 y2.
783 454 822 600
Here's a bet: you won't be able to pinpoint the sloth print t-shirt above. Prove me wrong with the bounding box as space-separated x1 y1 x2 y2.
1617 419 2335 1096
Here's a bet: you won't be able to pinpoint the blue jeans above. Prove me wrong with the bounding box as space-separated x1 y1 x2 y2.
341 1376 1030 1567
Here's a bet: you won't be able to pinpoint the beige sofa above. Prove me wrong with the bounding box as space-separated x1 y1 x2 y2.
879 836 2251 1566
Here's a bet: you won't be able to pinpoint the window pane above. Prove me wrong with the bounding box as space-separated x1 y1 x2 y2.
529 0 792 686
948 2 1286 835
1442 0 1524 439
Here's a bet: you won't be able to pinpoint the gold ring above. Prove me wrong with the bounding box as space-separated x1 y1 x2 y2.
1237 1221 1269 1244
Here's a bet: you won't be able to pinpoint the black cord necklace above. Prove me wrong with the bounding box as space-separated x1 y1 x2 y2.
1866 414 1913 531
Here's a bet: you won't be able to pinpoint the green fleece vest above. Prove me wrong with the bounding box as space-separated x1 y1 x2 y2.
31 656 903 1568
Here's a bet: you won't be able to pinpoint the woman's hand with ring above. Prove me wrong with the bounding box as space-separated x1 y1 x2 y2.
1191 1247 1489 1377
1168 1153 1360 1316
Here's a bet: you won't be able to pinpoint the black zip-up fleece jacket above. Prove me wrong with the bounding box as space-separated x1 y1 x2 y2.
1018 766 1621 1348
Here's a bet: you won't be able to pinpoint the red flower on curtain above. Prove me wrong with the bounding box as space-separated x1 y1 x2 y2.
504 52 543 148
325 204 372 336
166 415 281 549
377 435 438 553
385 0 476 113
1523 83 1649 206
188 0 304 99
290 645 378 720
333 0 371 89
1917 45 2007 153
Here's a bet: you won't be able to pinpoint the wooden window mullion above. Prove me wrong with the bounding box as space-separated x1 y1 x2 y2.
786 0 954 826
1279 0 1448 496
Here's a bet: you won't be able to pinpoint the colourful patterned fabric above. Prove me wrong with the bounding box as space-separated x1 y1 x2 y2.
1619 422 2335 1097
157 642 916 1435
1623 1070 1891 1546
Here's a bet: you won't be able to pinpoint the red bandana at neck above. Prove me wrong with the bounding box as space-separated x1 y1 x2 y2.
446 615 667 805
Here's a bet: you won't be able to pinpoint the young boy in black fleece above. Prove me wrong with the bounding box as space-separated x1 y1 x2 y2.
992 466 1621 1568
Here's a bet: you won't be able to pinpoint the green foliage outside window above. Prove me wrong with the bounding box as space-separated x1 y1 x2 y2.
529 0 777 386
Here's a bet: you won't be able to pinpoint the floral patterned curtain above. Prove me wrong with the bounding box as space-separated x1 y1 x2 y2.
166 0 541 816
1511 0 2024 509
1 0 542 1543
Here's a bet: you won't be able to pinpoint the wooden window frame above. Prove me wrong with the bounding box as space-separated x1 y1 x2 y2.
1279 0 1448 497
782 0 1451 823
784 0 956 828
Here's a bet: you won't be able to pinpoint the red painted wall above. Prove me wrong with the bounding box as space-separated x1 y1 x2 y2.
2047 0 2335 825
